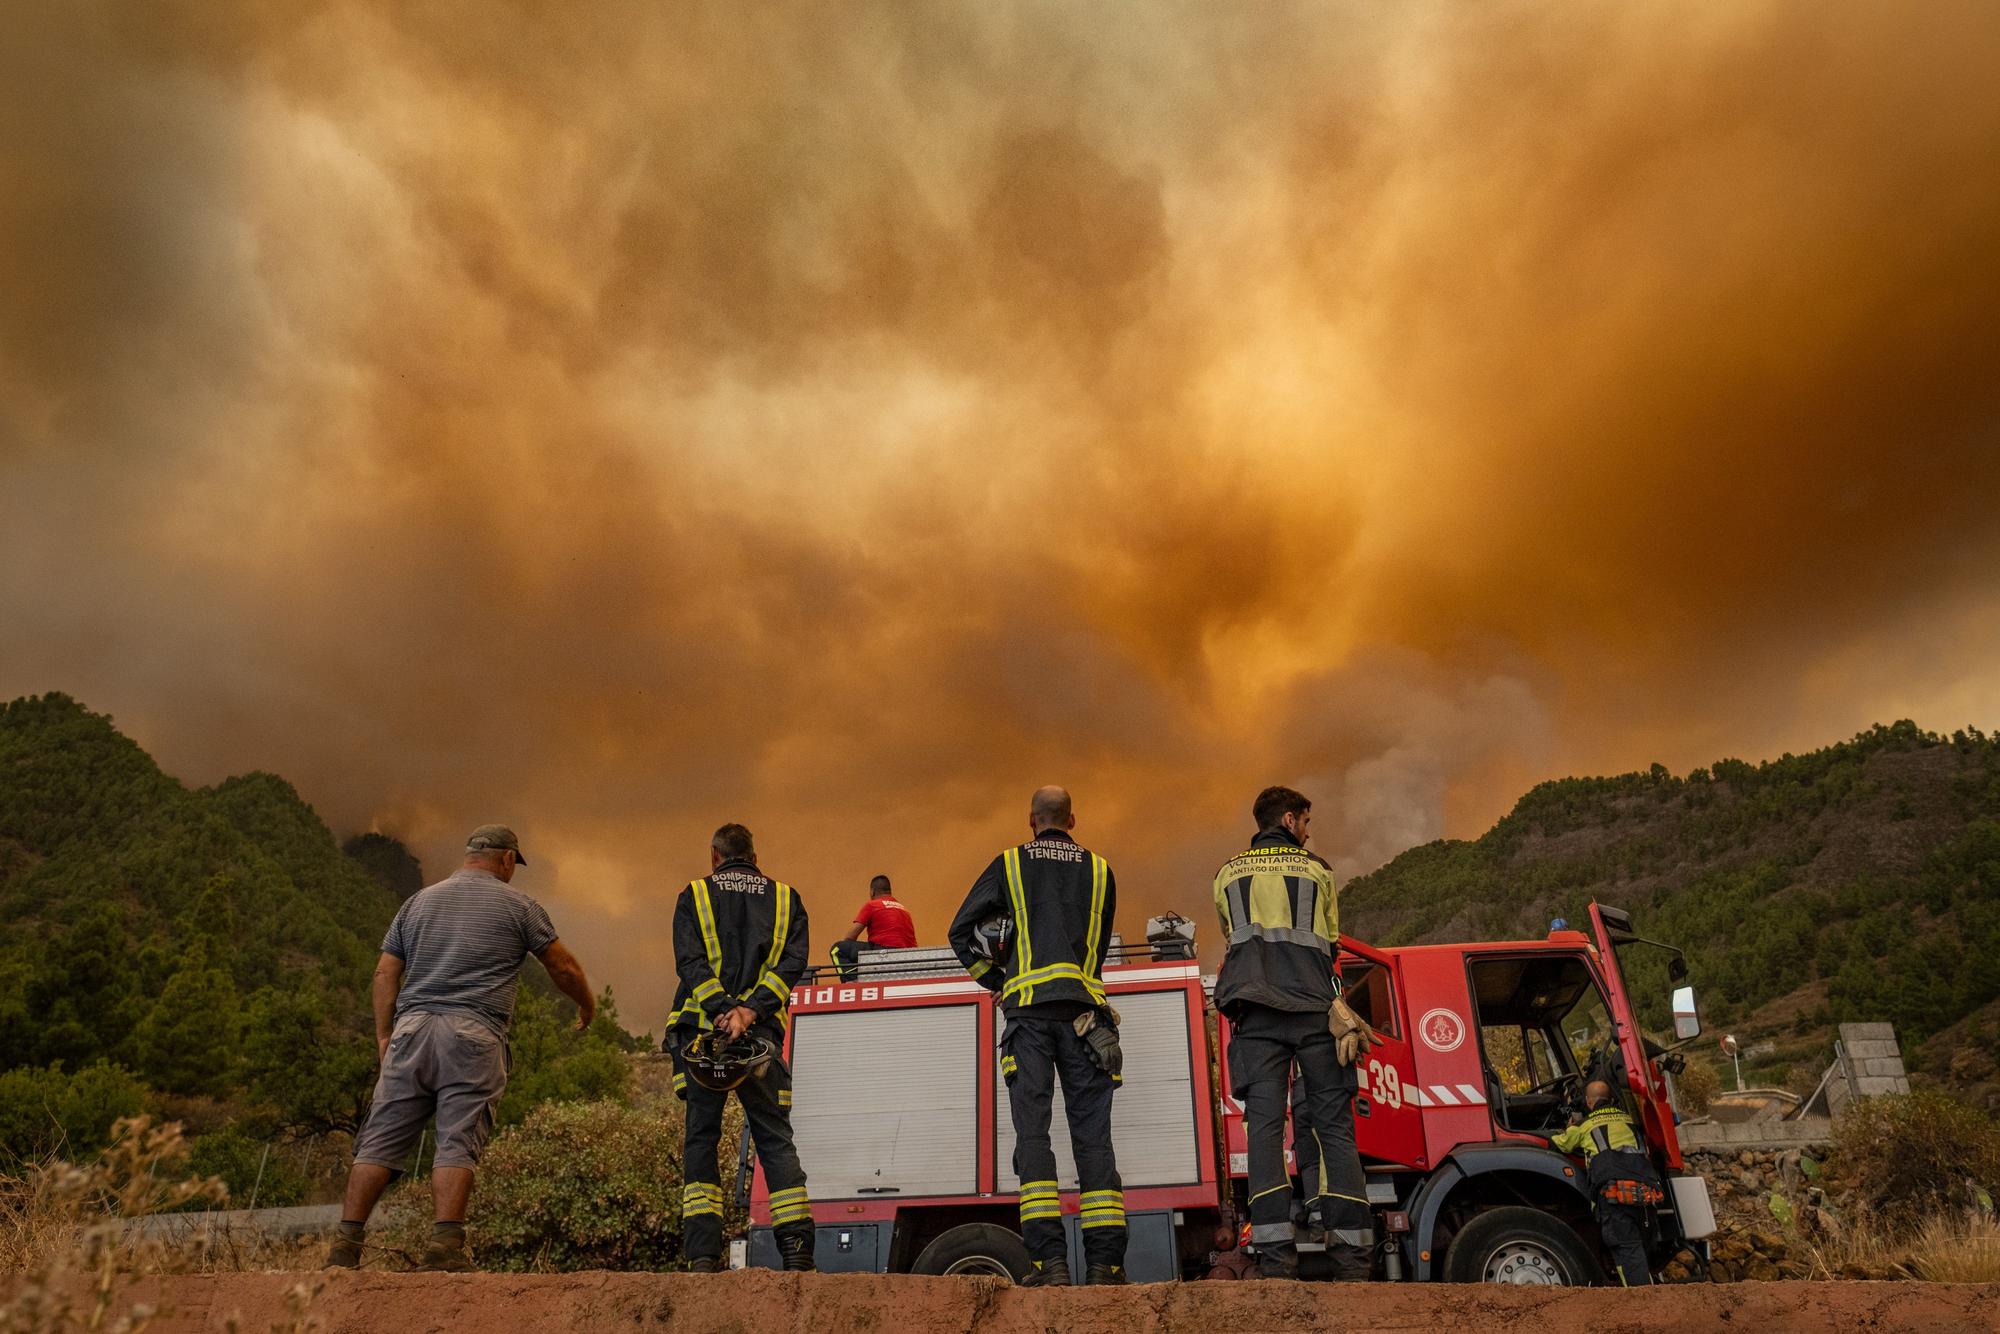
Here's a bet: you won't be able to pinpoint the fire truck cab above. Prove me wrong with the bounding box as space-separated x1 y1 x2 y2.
743 901 1717 1284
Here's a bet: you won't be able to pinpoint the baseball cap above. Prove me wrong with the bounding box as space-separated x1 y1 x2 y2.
466 824 527 864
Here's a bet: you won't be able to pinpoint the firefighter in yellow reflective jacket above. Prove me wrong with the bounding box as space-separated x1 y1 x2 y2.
1213 785 1373 1281
666 822 814 1272
1549 1080 1666 1285
948 786 1126 1287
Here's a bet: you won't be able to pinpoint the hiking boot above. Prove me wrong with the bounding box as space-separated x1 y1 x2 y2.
324 1233 363 1269
685 1256 724 1273
416 1231 475 1273
1021 1259 1071 1287
777 1232 817 1273
1084 1264 1128 1285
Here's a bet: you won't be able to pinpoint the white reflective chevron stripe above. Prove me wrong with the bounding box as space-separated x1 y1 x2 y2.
1429 1085 1461 1105
1408 1086 1430 1107
1457 1084 1486 1103
1415 1083 1489 1106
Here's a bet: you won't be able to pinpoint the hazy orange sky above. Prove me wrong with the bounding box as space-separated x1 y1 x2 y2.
4 1 1998 1028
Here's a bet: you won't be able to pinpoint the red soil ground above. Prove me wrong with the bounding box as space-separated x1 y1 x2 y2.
13 1270 2000 1333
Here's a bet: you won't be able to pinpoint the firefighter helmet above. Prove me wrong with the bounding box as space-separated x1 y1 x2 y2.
679 1030 778 1093
968 911 1014 966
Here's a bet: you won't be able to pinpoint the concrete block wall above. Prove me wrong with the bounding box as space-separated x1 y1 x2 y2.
1680 1116 1835 1150
1825 1023 1909 1116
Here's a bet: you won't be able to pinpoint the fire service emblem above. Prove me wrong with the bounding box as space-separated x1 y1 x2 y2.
1418 1008 1465 1053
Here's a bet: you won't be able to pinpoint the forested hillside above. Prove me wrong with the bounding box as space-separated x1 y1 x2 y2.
0 694 632 1185
1343 722 2000 1102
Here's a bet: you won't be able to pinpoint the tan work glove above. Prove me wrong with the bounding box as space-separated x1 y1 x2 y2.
1073 1006 1123 1080
1328 998 1375 1067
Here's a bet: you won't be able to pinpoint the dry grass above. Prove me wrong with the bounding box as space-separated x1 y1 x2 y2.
0 1116 322 1333
1907 1211 2000 1283
1802 1209 2000 1282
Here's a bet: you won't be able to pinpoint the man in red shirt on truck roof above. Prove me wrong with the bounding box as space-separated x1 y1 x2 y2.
830 875 917 979
846 875 917 948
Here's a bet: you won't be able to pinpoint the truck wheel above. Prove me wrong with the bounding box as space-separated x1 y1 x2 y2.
911 1223 1035 1281
1442 1207 1605 1286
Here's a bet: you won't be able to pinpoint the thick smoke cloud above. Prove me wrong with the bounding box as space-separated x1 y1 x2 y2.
4 1 1998 1023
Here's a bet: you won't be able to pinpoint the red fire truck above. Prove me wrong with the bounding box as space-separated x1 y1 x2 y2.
740 902 1717 1284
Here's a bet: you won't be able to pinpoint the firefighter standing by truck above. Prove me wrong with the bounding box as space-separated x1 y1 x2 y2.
666 823 816 1273
1213 786 1374 1281
948 785 1128 1287
1549 1080 1665 1286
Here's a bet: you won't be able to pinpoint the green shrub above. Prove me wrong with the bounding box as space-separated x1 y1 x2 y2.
1675 1054 1720 1117
184 1127 306 1208
1834 1088 2000 1227
0 1062 147 1164
472 1096 743 1271
494 990 633 1126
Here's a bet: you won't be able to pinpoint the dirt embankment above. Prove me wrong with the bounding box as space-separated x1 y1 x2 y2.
13 1271 2000 1333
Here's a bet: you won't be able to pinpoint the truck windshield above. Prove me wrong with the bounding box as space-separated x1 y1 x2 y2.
1557 984 1616 1082
1467 952 1614 1134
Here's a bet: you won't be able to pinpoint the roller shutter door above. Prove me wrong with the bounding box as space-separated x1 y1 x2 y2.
996 989 1198 1190
791 1004 980 1198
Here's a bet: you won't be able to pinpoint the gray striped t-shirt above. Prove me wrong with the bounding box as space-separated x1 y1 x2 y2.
381 869 559 1037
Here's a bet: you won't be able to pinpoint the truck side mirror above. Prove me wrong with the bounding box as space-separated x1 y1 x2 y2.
1671 985 1700 1041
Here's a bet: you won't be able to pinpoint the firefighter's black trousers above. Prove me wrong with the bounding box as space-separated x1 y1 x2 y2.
1229 1004 1371 1279
1597 1199 1651 1286
1002 1011 1127 1271
678 1040 812 1264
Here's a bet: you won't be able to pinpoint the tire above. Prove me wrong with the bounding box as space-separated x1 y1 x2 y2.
1441 1206 1606 1286
911 1223 1035 1281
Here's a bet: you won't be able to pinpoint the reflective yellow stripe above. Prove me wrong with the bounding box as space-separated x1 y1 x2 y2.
776 1089 792 1107
968 958 991 979
766 884 792 975
1000 961 1105 1004
1081 1214 1126 1228
1085 854 1107 978
1004 848 1032 1002
770 1185 811 1225
756 884 793 1024
1081 1190 1123 1204
692 879 724 977
1000 1056 1017 1075
693 978 723 1002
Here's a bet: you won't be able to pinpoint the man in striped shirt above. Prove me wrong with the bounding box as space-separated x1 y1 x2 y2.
328 824 595 1272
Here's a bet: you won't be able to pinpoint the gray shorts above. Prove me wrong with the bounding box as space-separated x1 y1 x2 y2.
351 1010 510 1171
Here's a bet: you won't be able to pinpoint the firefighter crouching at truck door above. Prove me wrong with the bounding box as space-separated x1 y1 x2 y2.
948 785 1128 1287
1549 1080 1666 1286
665 823 815 1273
831 874 918 981
1214 785 1375 1281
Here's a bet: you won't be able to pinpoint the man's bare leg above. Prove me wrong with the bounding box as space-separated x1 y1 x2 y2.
328 1163 395 1268
432 1166 475 1222
342 1163 395 1224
